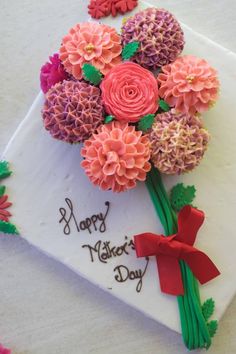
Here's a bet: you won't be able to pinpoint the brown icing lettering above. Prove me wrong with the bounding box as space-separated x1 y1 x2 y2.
82 236 135 263
113 257 149 293
59 198 110 235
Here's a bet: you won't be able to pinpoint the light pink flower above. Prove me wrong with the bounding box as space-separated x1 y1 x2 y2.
101 62 159 122
158 55 220 115
60 22 122 79
149 110 210 174
81 121 151 192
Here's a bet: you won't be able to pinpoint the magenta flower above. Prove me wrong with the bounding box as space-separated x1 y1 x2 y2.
40 53 69 94
0 343 11 354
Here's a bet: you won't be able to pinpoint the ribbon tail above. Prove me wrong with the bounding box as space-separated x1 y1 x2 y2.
183 250 220 285
156 255 184 296
177 206 205 245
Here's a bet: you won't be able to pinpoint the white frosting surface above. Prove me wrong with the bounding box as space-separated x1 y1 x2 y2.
1 1 236 334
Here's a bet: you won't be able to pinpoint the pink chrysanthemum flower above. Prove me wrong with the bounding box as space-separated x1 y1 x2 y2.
149 110 210 174
42 80 104 143
158 55 220 115
60 22 122 79
81 121 151 192
40 54 69 94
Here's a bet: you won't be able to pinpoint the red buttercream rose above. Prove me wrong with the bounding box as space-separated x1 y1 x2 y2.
101 62 159 122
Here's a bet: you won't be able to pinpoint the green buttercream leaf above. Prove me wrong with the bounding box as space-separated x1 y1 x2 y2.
170 183 196 212
0 220 19 235
138 114 155 132
122 41 140 60
207 320 218 338
0 161 12 180
202 298 215 321
82 63 103 85
104 115 114 124
0 185 6 197
159 99 170 112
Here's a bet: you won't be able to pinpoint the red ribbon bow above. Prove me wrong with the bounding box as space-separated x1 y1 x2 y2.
134 206 220 296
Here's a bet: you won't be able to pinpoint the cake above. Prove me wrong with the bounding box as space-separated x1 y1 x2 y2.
1 1 236 351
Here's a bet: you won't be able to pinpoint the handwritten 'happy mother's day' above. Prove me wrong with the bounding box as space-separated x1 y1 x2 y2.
58 198 149 293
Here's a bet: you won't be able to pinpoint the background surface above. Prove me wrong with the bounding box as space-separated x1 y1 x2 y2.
0 1 235 353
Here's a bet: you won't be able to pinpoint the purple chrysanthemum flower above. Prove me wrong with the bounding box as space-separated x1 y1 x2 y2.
42 80 104 143
121 8 185 70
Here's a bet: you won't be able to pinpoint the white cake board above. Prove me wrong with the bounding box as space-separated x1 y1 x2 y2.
1 1 236 335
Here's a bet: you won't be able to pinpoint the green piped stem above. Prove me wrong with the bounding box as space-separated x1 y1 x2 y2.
146 166 211 349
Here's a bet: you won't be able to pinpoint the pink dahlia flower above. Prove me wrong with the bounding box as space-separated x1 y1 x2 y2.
0 344 11 354
42 80 104 143
101 62 159 123
81 121 151 192
40 54 69 94
149 110 210 174
60 22 122 80
158 55 220 115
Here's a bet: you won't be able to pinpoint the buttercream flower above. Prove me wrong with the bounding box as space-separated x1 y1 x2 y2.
114 0 138 15
158 55 220 115
88 0 110 19
60 22 122 80
121 8 184 70
42 80 104 143
0 194 12 222
40 54 69 94
81 121 151 192
149 110 210 174
101 62 159 122
88 0 138 19
0 343 11 354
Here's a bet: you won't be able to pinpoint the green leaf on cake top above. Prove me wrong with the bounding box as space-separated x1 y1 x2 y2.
104 115 114 124
0 161 12 180
0 220 19 235
202 298 215 321
0 185 6 197
170 183 196 212
0 160 19 235
159 99 170 112
82 63 103 85
207 320 218 338
201 298 218 337
138 114 155 132
122 41 140 60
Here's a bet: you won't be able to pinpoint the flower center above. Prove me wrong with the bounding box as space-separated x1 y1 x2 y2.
85 43 95 53
186 75 195 83
122 17 128 26
107 151 119 163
